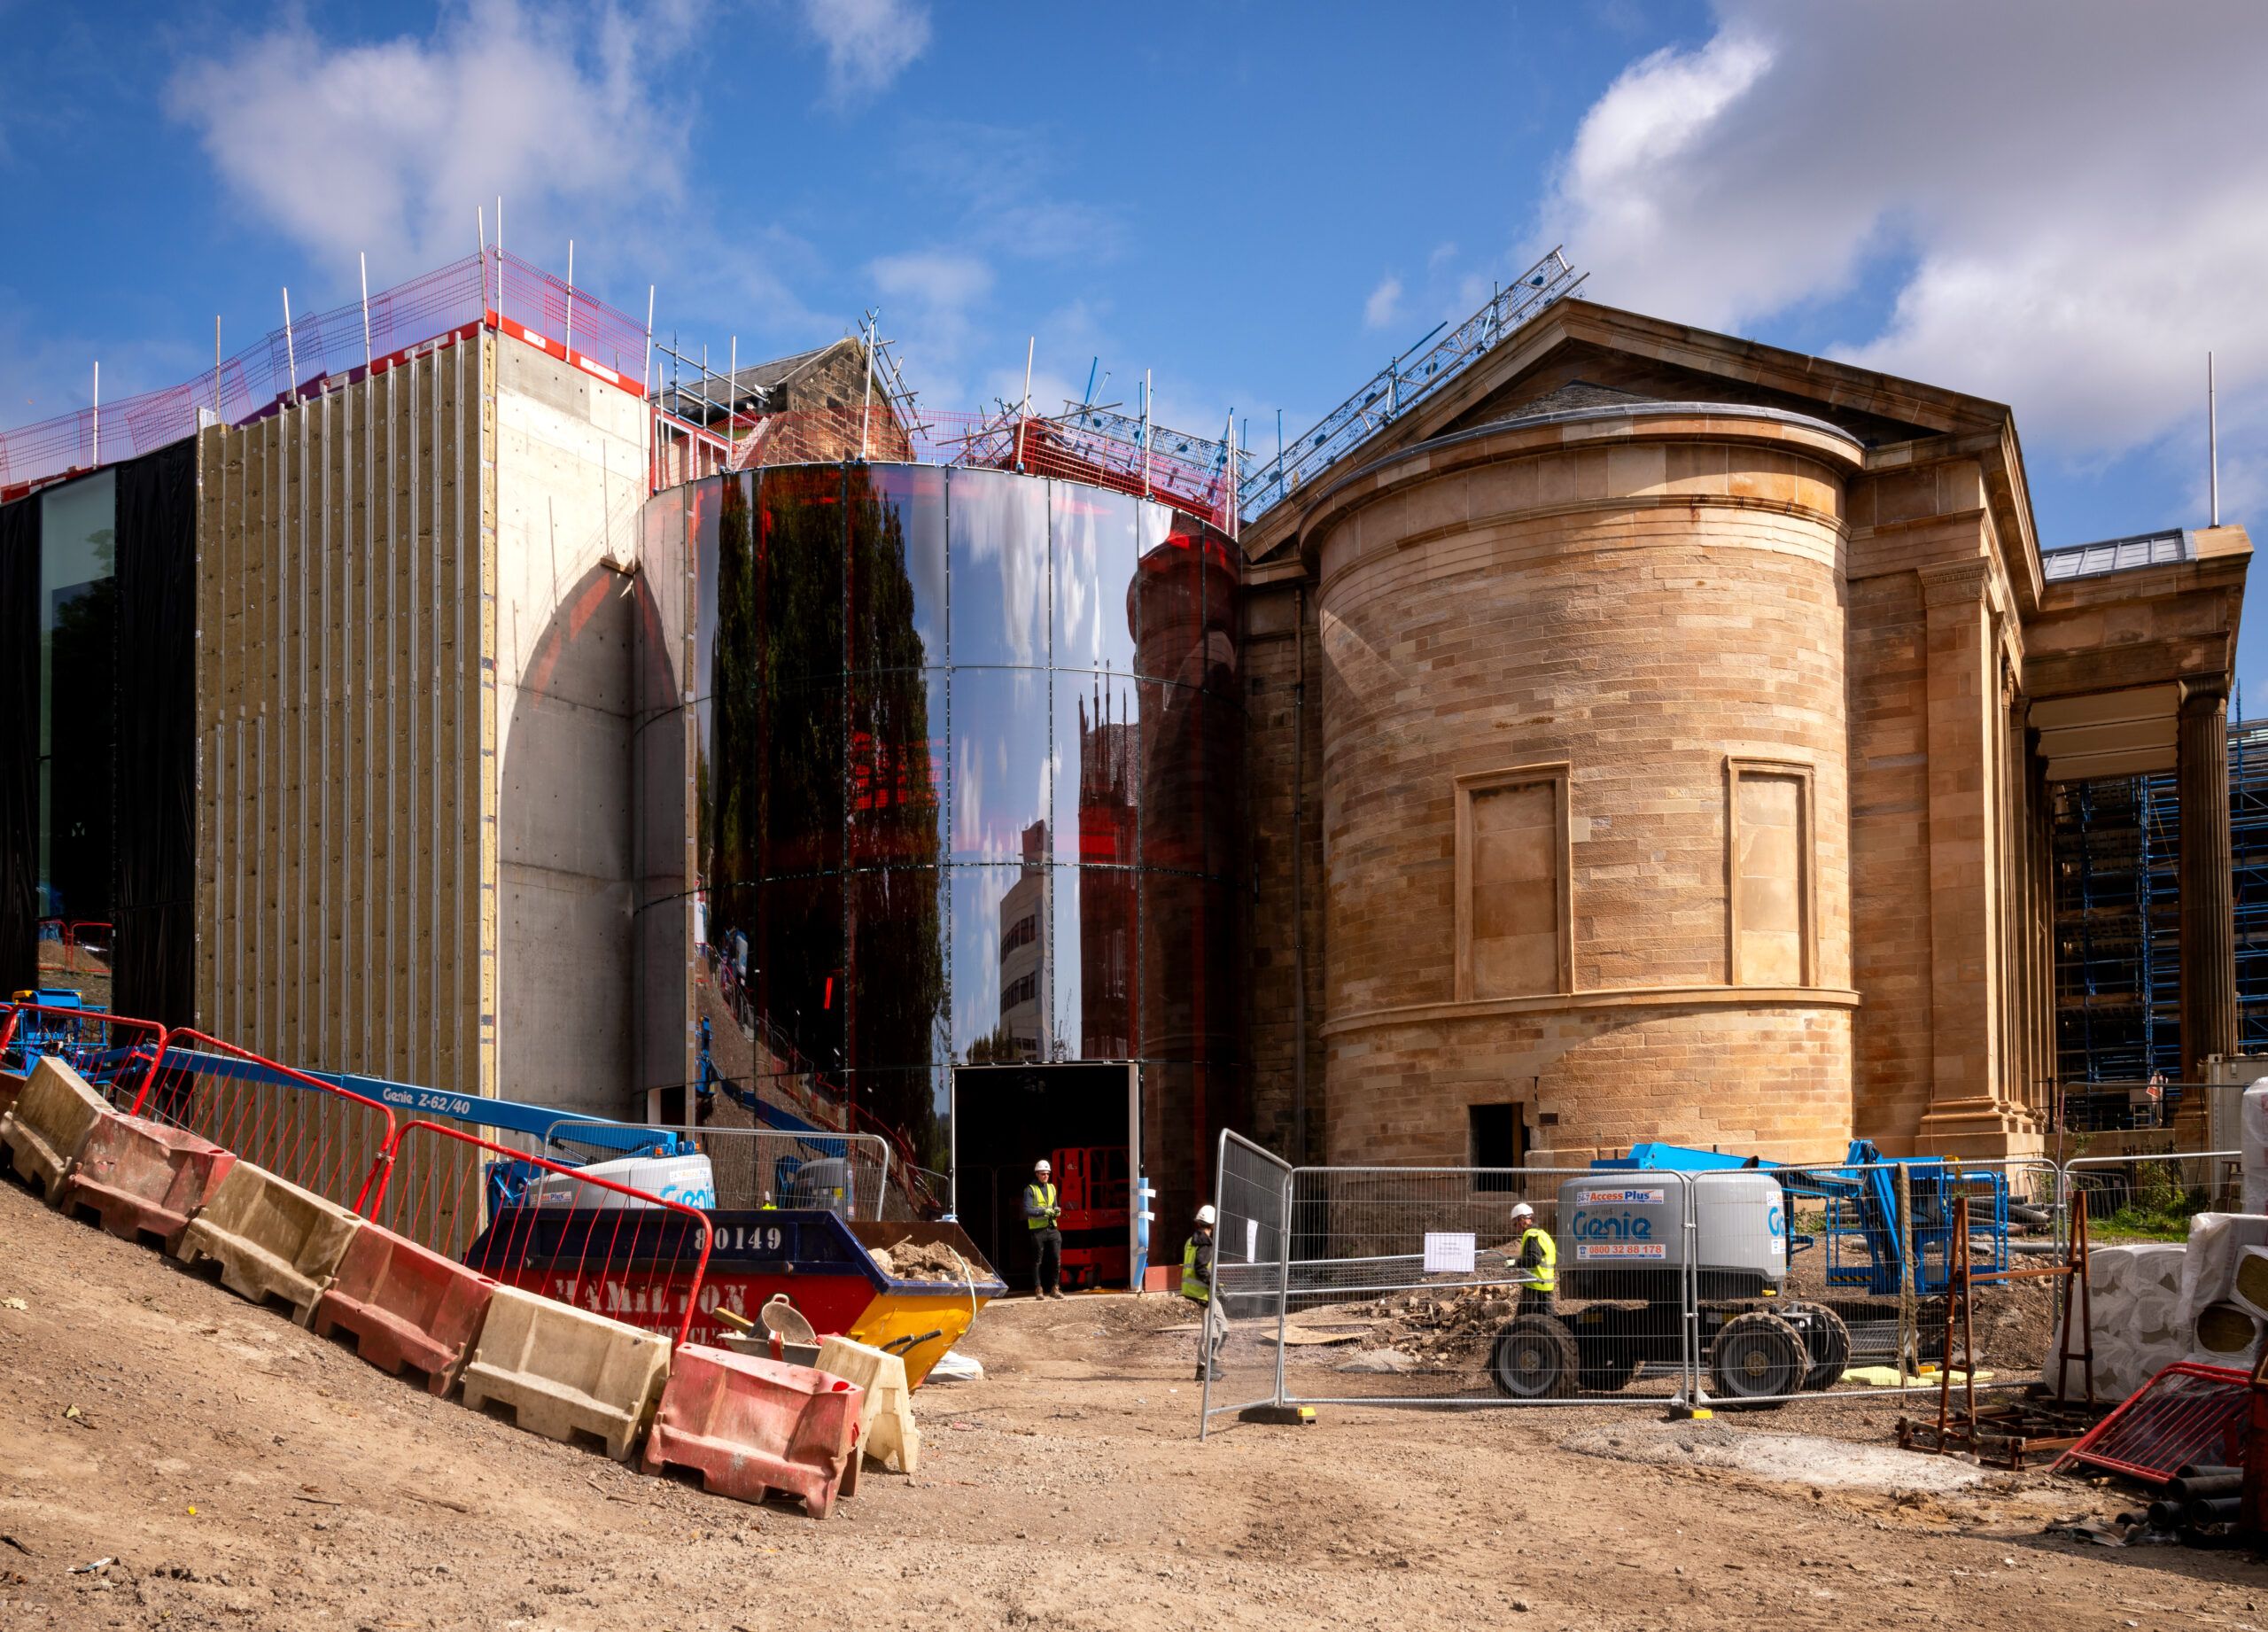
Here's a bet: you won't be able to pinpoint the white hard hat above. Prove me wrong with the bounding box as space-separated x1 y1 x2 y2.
1510 1202 1535 1220
1196 1204 1217 1225
1034 1158 1051 1172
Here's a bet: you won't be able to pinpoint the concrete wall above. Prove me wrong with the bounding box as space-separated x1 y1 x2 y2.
194 334 488 1094
493 336 650 1117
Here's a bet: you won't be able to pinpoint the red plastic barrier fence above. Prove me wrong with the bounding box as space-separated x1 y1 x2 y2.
366 1119 713 1348
129 1030 396 1214
0 1004 168 1112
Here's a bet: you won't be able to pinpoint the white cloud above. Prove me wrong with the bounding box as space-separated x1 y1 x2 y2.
801 0 931 103
166 0 696 280
1363 274 1404 331
1533 0 2268 506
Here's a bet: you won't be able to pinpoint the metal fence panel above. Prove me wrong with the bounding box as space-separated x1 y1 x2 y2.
544 1121 895 1218
1198 1131 1293 1435
1270 1165 1697 1408
1689 1157 2065 1409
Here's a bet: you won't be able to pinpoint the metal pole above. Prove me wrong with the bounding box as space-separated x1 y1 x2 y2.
281 286 298 405
644 284 656 491
2210 352 2220 527
495 196 504 323
1141 370 1151 498
90 361 99 466
360 252 373 367
565 238 575 354
1016 337 1034 472
860 312 874 462
1897 1162 1916 1385
214 317 222 418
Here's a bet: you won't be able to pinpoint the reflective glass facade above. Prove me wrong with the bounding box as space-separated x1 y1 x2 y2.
686 463 1243 1161
39 471 117 940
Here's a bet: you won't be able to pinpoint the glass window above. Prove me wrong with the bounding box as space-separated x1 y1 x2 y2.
1132 502 1201 687
946 468 1047 668
949 667 1050 865
1051 483 1138 674
39 470 116 925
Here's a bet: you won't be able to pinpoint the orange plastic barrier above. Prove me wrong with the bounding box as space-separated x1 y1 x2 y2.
311 1221 498 1396
640 1346 863 1517
59 1114 236 1248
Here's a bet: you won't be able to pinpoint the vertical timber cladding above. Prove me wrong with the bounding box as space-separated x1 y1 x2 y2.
193 334 485 1101
490 330 649 1120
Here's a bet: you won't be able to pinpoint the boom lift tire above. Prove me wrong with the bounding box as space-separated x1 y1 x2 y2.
1707 1309 1806 1408
1489 1314 1581 1400
1789 1302 1852 1392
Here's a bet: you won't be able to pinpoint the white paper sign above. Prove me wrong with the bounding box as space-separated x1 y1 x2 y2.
1245 1217 1260 1263
1423 1232 1478 1274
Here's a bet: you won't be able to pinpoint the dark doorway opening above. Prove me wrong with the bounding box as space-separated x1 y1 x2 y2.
952 1061 1137 1294
1469 1102 1528 1190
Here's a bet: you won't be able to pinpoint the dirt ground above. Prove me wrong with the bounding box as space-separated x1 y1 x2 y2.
3 1173 2264 1632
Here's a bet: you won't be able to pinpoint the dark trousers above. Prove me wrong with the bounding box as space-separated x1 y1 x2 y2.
1031 1228 1062 1295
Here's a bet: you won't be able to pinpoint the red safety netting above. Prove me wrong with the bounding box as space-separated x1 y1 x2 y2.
367 1119 713 1348
0 1003 167 1106
130 1030 397 1214
2058 1362 2252 1481
0 250 647 499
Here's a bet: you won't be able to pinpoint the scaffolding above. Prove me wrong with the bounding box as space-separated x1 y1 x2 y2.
2054 718 2268 1084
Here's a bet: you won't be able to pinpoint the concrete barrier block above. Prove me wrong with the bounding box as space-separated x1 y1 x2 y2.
817 1333 920 1480
1 1058 115 1202
640 1345 862 1517
61 1114 237 1248
459 1286 671 1461
172 1160 363 1325
311 1221 497 1395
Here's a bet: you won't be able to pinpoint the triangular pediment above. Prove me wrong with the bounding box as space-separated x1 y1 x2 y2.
1241 299 2015 562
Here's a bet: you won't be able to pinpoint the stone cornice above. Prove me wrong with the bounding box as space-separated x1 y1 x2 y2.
1319 984 1863 1038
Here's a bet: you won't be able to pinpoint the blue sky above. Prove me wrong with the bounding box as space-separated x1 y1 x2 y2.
4 0 2264 698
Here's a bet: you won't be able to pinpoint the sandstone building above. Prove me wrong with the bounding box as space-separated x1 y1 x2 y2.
1238 299 2249 1165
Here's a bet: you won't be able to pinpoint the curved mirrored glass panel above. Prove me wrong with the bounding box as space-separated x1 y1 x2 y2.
687 462 1244 1158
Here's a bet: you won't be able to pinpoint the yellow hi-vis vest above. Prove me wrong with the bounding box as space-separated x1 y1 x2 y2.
1182 1234 1212 1304
1025 1181 1059 1230
1518 1226 1557 1294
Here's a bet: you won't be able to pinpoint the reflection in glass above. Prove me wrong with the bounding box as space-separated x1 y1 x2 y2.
951 667 1050 864
951 864 1040 1066
39 472 116 922
1052 484 1139 674
688 459 1244 1168
946 468 1047 667
850 463 946 672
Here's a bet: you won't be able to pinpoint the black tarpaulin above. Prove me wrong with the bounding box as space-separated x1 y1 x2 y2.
0 489 35 995
113 439 196 1025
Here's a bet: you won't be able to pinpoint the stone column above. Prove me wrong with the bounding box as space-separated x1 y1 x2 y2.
1915 560 2037 1155
2179 678 2236 1082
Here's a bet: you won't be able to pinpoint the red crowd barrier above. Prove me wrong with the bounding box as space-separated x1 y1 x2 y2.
0 1004 168 1115
130 1030 396 1214
365 1119 713 1348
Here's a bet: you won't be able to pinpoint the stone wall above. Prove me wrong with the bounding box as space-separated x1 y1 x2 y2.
1299 408 1865 1167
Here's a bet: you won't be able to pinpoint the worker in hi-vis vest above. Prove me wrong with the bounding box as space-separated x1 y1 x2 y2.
1183 1203 1226 1381
1510 1201 1557 1315
1024 1158 1065 1299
